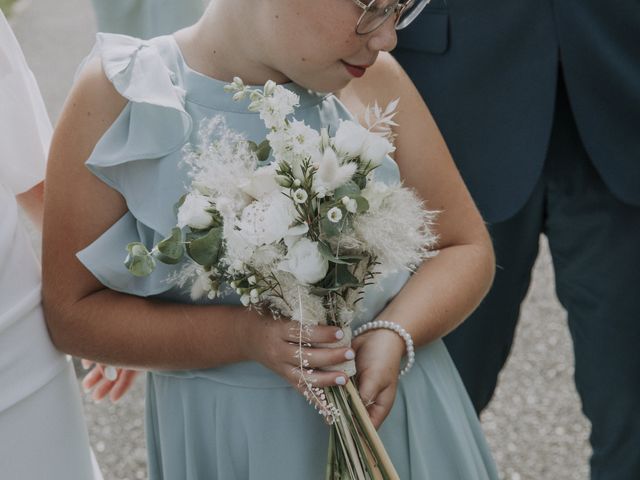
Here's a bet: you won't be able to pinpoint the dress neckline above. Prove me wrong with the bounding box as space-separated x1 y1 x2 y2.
166 34 328 113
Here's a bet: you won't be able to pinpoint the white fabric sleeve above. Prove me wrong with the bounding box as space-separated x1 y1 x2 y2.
0 10 52 195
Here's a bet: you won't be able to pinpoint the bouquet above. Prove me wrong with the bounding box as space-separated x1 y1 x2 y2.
125 77 438 479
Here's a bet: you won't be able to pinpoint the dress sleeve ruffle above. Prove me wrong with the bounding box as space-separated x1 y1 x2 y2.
76 33 193 297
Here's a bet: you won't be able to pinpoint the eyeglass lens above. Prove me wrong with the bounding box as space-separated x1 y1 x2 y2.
357 0 431 34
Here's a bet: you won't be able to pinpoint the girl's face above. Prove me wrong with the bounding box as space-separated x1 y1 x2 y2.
253 0 398 92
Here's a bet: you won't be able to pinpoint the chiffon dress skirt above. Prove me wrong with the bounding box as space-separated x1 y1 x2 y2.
76 32 500 479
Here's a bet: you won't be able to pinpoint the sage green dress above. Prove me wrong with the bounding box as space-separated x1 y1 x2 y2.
91 0 205 39
77 33 500 480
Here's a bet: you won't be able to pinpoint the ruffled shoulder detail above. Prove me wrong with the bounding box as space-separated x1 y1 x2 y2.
76 33 193 297
85 32 191 174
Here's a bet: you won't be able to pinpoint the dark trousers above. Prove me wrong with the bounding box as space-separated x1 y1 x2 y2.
443 73 640 479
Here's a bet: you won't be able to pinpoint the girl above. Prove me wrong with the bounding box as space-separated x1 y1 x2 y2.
44 1 499 478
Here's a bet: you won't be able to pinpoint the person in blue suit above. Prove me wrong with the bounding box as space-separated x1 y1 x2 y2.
394 1 640 478
91 0 206 39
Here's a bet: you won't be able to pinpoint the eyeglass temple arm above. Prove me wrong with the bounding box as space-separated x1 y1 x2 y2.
353 0 371 9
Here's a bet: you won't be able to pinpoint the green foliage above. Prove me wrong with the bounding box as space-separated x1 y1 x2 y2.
0 0 16 16
248 139 272 162
318 242 362 265
333 181 361 200
186 226 223 267
154 228 185 264
124 243 157 277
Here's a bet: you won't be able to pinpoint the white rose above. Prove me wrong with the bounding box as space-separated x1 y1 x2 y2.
333 120 370 158
239 163 280 200
236 191 296 245
278 238 329 285
177 193 213 229
361 133 395 168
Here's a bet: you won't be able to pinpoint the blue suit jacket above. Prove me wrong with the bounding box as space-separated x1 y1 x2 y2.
394 0 640 222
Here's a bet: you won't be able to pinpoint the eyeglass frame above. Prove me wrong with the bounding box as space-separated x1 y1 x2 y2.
351 0 432 35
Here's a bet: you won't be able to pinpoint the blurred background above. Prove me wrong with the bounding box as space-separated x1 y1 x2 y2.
5 0 591 478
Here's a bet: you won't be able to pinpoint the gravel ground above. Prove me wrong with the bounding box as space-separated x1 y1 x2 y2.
11 0 592 478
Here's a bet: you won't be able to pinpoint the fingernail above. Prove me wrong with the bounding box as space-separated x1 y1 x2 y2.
345 349 355 360
335 329 344 340
104 366 118 381
335 376 346 385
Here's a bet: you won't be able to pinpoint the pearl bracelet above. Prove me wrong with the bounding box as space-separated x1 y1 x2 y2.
352 320 415 376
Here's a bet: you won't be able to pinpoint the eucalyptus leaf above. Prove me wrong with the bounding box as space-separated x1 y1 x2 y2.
334 263 361 288
320 217 341 237
354 195 369 213
333 181 361 200
124 242 157 277
318 242 363 265
186 227 223 267
353 173 367 190
173 194 187 217
256 139 272 162
154 228 185 265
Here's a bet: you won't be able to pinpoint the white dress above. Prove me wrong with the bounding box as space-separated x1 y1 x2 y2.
0 11 102 480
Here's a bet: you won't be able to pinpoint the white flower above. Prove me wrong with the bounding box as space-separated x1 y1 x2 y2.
177 193 214 229
287 120 322 158
248 275 257 285
278 238 329 285
315 185 328 198
360 181 389 211
221 222 255 268
239 163 280 200
232 259 244 272
327 207 343 223
240 294 251 306
333 120 370 158
361 133 395 168
255 86 299 129
313 147 357 193
284 222 310 248
341 196 358 213
354 182 439 273
236 191 296 245
293 189 308 204
189 269 213 300
264 80 277 96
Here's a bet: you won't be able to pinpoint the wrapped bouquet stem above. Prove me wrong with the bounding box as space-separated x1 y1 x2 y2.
325 380 400 479
124 78 437 478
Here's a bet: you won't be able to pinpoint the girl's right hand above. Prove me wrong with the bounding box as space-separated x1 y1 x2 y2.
243 317 355 395
81 360 140 403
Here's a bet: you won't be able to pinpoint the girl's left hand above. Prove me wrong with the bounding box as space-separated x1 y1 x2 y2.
351 328 406 429
81 360 140 403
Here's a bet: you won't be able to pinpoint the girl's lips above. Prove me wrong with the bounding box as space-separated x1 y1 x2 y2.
342 61 369 78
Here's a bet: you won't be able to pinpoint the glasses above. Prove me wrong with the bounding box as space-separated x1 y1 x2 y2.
352 0 431 35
